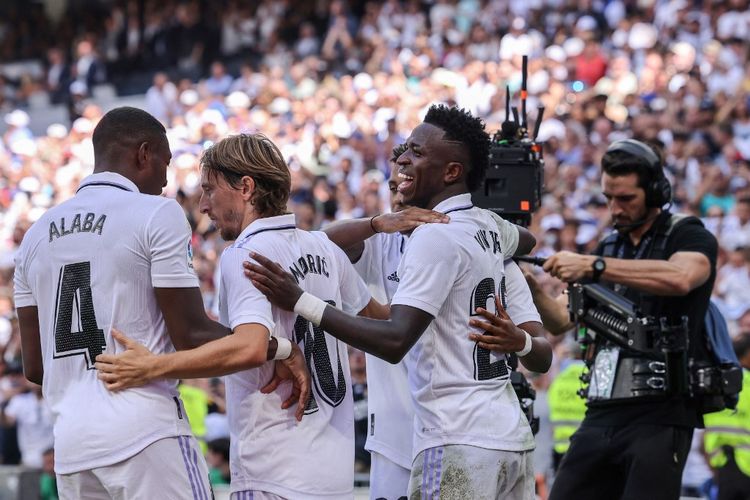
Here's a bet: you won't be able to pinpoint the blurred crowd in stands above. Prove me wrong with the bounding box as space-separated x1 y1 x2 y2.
0 0 749 490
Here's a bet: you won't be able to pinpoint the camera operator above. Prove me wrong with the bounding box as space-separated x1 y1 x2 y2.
539 139 719 500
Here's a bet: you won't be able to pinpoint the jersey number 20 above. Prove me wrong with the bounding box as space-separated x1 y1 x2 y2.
471 277 509 381
293 300 346 414
53 261 106 369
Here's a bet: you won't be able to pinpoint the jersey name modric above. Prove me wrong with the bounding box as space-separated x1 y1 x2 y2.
48 212 106 242
289 253 329 283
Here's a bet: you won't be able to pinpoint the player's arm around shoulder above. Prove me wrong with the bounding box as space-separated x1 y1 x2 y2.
323 208 448 262
95 321 311 419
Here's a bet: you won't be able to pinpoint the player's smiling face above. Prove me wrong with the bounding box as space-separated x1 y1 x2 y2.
199 169 246 241
396 123 448 210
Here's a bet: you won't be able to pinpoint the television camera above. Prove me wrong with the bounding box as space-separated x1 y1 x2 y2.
471 55 545 228
472 56 545 434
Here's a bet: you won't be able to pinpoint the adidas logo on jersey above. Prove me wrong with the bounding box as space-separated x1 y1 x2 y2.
387 271 400 283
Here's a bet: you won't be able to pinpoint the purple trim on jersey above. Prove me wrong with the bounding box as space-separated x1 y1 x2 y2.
233 491 254 500
433 447 444 499
190 441 208 500
177 436 200 500
421 448 429 494
187 436 207 500
420 446 445 499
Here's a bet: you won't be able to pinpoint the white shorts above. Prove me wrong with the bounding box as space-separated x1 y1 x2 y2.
57 435 212 500
231 491 285 500
370 451 410 500
408 445 534 500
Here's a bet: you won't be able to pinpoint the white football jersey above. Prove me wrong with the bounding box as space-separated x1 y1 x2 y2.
391 194 535 458
13 172 196 474
352 232 413 469
219 214 370 499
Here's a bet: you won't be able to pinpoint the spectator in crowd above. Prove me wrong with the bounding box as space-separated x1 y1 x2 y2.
39 448 58 500
206 438 230 487
1 379 53 469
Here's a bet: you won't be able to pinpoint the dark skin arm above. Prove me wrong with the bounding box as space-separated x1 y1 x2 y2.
245 253 433 364
323 208 449 262
516 226 536 256
17 306 43 385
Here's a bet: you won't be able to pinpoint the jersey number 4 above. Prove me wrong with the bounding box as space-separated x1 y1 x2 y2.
471 277 509 381
53 261 106 369
293 300 346 415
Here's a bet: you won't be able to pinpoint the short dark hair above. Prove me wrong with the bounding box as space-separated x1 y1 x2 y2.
423 105 489 191
601 141 663 190
390 143 408 163
92 106 166 157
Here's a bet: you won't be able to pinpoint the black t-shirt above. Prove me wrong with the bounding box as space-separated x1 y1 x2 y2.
584 213 718 428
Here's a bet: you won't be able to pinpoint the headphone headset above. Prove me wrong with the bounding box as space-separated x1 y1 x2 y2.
606 139 672 208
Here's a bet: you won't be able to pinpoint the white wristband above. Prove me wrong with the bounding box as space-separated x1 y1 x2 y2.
273 337 293 360
516 330 533 357
293 292 327 327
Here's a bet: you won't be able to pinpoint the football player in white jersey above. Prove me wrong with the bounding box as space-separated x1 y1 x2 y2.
96 133 388 500
246 105 553 499
14 107 307 500
323 145 549 499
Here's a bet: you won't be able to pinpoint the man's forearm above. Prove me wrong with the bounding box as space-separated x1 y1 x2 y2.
266 337 278 360
516 321 553 373
319 310 409 363
179 318 231 349
529 288 572 335
601 257 705 296
317 305 431 363
155 332 268 379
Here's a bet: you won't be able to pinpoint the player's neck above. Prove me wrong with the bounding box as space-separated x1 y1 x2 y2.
240 208 287 232
241 209 262 234
424 185 468 211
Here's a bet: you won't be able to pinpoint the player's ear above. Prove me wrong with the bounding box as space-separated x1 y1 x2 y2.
136 141 150 170
444 161 464 184
240 176 256 202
